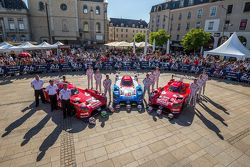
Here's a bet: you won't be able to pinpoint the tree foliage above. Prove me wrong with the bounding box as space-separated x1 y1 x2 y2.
149 29 170 47
133 33 145 43
181 28 211 52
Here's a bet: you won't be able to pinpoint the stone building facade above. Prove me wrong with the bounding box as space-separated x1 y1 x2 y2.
0 0 30 42
28 0 108 45
149 0 250 49
108 18 148 42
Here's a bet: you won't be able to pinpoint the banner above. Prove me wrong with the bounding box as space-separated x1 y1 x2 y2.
140 61 150 69
0 66 5 75
225 71 241 81
5 65 20 74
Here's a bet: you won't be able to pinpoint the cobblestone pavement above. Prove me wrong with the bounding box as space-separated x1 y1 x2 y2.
0 71 250 167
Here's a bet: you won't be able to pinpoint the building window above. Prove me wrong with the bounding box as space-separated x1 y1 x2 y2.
116 29 118 32
83 22 89 32
197 9 203 18
9 23 15 30
126 29 128 32
178 13 182 20
60 3 67 11
132 24 135 28
176 35 180 41
227 5 233 14
239 19 248 30
179 0 184 7
188 0 194 6
121 29 123 32
243 2 250 12
19 23 24 30
177 24 181 31
208 21 214 30
187 12 191 19
20 35 26 41
210 6 217 17
162 24 165 29
186 23 190 30
96 22 101 33
83 5 88 14
121 34 123 38
38 1 45 11
121 23 124 27
96 6 100 15
196 21 201 28
126 34 128 38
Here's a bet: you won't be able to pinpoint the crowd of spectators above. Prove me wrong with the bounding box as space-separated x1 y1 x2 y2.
0 48 250 74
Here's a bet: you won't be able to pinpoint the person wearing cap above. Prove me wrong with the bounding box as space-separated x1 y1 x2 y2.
94 69 102 92
86 66 94 89
103 75 112 101
143 73 152 100
189 79 199 107
59 83 72 118
31 75 45 107
153 67 161 88
200 70 208 95
46 80 58 112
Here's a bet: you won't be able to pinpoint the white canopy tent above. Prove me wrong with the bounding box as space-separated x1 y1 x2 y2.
204 32 250 60
52 41 64 47
10 42 38 51
0 42 13 52
36 42 57 49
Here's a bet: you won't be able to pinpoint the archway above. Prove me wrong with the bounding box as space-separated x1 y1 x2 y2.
238 36 247 46
217 36 228 46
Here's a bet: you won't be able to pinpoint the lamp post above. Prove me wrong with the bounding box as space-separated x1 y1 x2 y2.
220 5 228 45
45 2 52 43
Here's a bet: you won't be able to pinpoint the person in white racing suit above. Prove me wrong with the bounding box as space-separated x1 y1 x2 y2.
86 66 94 89
189 79 199 107
103 75 112 101
200 70 208 95
149 71 155 90
197 75 203 100
94 69 102 92
153 67 160 89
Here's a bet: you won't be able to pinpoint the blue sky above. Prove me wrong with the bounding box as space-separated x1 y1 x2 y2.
24 0 164 22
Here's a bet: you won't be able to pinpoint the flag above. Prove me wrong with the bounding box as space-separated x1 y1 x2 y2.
144 31 148 55
153 38 156 52
133 38 136 54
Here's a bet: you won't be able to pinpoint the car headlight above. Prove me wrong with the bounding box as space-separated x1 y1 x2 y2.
172 103 181 108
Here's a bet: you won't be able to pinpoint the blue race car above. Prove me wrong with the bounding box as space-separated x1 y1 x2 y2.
113 75 143 111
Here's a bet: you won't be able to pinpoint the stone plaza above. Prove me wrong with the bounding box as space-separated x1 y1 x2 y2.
0 71 250 167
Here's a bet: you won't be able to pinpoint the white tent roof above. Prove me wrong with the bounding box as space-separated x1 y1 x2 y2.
53 41 64 46
204 32 250 59
37 42 57 49
10 42 38 51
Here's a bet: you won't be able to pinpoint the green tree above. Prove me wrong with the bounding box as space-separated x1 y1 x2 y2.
133 33 145 43
181 28 211 53
149 29 170 47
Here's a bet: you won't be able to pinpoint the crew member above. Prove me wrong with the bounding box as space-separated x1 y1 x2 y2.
103 75 112 101
149 71 155 90
143 73 151 100
86 66 94 89
189 79 199 107
31 75 45 107
200 70 208 95
153 67 161 88
197 75 203 100
94 69 102 92
46 80 58 112
59 83 72 119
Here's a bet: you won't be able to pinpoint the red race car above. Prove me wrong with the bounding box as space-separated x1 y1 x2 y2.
148 79 191 119
43 81 107 120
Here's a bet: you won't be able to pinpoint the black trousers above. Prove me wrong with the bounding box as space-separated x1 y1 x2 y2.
49 94 57 111
62 99 71 118
35 89 45 107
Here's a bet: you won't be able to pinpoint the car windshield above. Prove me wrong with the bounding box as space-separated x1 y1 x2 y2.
71 89 79 95
168 85 180 93
122 80 133 87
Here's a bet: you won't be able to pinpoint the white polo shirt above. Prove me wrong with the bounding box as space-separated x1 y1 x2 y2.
46 84 58 95
59 89 71 100
31 79 44 90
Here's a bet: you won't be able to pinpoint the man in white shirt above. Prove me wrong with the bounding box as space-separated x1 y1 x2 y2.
200 70 208 95
31 75 45 107
59 83 72 119
189 79 199 107
46 80 58 112
94 69 102 92
86 66 94 89
103 75 112 101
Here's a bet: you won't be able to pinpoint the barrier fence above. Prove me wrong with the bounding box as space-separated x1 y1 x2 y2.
0 61 249 83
